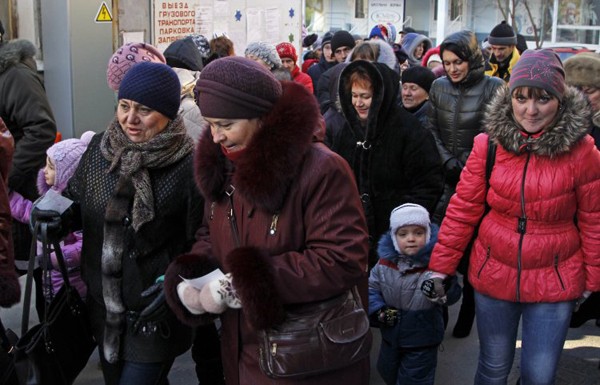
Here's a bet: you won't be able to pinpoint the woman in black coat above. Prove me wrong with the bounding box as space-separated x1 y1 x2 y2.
330 60 443 267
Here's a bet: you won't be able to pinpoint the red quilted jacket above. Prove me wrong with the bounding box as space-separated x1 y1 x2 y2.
429 86 600 303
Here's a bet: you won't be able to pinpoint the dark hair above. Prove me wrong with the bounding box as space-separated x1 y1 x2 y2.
345 66 373 94
511 86 556 100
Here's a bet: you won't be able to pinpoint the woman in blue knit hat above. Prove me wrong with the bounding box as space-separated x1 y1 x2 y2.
61 61 209 385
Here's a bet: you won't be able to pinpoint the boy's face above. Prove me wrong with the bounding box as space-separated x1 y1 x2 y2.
395 225 426 256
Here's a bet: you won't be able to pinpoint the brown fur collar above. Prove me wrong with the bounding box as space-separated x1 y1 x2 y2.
195 81 320 212
485 85 591 157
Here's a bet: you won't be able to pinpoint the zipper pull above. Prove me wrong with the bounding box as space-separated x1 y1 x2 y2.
269 214 279 235
271 343 277 356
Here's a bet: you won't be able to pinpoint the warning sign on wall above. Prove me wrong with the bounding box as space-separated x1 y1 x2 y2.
155 1 197 48
95 1 113 23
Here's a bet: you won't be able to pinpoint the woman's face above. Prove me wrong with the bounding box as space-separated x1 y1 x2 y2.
401 82 429 109
117 99 170 143
442 50 469 84
414 43 425 59
351 82 373 123
245 54 271 70
512 88 560 134
581 86 600 113
206 117 260 152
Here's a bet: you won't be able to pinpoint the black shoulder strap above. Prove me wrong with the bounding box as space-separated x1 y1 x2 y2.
485 138 497 188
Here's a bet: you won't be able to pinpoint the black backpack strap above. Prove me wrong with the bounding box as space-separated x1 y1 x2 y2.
483 137 497 214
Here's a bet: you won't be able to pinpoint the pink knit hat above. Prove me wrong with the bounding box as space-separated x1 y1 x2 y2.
106 42 166 91
38 131 96 194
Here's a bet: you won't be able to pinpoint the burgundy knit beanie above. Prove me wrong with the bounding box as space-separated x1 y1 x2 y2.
509 49 565 102
196 56 282 119
107 42 166 91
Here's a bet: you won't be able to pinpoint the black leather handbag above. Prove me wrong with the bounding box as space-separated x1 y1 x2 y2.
9 220 96 385
224 188 372 379
258 286 372 379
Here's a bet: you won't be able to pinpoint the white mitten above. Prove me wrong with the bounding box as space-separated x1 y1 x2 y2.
199 273 242 314
176 281 206 315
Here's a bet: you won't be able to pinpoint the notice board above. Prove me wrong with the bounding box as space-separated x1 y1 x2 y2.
153 0 303 57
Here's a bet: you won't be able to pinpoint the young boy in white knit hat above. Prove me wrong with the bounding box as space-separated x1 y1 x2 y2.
368 203 460 385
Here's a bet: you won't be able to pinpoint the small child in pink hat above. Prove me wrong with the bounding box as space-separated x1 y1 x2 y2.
9 131 95 301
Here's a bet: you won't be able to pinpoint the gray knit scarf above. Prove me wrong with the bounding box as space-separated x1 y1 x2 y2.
99 116 192 363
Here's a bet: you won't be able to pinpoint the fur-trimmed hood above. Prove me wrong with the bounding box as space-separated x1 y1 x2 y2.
195 81 321 213
0 39 37 74
485 85 592 157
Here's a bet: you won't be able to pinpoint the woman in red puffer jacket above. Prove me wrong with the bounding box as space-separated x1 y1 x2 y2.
426 49 600 385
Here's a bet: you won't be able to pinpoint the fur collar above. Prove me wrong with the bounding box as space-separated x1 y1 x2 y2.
376 224 439 268
0 39 36 74
485 86 591 157
195 81 321 213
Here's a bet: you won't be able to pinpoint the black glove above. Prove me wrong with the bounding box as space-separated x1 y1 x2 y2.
373 307 398 327
134 278 168 333
444 157 464 185
30 208 64 242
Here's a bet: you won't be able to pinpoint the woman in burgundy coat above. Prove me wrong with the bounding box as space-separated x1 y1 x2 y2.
165 57 371 385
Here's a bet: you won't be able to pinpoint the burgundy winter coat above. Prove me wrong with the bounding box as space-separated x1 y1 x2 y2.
165 81 371 385
0 125 19 308
429 86 600 303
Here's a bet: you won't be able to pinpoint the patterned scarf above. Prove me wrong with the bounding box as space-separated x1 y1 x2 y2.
99 116 192 363
100 115 193 231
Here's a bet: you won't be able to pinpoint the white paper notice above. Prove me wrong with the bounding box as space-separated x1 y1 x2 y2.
180 269 225 290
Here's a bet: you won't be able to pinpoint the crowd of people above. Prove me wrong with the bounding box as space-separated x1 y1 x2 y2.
0 16 599 385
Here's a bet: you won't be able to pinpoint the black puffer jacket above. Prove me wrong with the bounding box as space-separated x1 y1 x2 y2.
334 60 443 266
427 30 503 223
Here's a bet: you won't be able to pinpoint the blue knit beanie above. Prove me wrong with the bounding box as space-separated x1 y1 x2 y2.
118 62 181 120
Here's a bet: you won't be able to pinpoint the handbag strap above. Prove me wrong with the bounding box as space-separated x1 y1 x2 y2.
20 222 74 335
20 222 40 334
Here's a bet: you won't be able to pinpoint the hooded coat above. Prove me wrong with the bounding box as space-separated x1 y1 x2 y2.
427 30 504 223
333 60 443 265
429 86 600 303
401 33 433 67
165 82 371 385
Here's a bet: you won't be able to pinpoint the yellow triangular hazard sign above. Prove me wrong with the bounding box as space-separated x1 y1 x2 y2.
95 2 113 23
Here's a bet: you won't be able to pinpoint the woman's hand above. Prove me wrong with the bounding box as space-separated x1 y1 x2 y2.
177 280 206 315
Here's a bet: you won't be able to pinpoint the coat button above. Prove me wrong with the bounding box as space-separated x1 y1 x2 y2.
123 216 131 227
